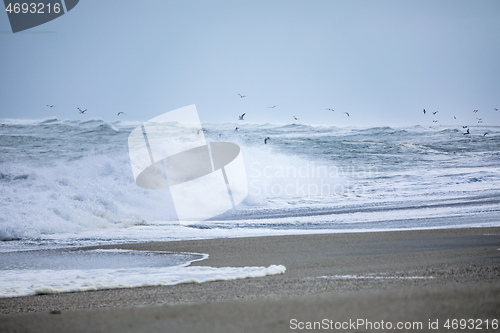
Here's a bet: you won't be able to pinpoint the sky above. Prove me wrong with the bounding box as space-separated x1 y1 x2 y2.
1 0 499 127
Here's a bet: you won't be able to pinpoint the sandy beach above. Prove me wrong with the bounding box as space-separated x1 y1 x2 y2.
1 227 499 332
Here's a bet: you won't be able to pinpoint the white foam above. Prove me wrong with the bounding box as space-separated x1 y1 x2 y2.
0 264 286 298
2 121 500 242
241 145 347 207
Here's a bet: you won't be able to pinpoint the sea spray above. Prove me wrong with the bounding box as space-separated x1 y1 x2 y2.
1 119 500 241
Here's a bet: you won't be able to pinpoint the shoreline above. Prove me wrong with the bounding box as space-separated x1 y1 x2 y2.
1 227 499 332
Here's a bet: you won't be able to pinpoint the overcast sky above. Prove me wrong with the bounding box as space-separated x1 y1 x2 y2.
1 0 499 127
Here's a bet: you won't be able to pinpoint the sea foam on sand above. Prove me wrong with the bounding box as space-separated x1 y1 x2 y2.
0 264 286 298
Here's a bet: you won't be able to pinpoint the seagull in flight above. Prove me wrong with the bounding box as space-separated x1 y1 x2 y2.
473 109 479 113
483 132 488 136
77 107 87 114
47 105 55 108
495 108 498 112
326 108 335 112
293 116 298 121
432 111 438 115
264 137 270 144
117 112 126 116
344 112 350 117
464 128 470 135
267 105 277 109
238 93 246 98
239 113 246 120
423 109 426 114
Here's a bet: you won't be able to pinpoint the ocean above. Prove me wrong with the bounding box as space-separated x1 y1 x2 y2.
1 118 499 297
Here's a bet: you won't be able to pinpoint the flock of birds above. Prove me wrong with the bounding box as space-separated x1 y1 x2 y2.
236 93 351 123
422 107 497 136
235 93 354 144
43 96 497 144
46 105 126 117
236 93 497 143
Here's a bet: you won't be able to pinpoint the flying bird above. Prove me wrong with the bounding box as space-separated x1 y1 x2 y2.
267 105 277 109
77 107 87 114
235 127 239 131
238 93 246 98
344 112 350 117
495 108 498 112
117 112 126 116
326 108 335 112
483 132 488 136
432 111 438 115
264 137 270 144
462 126 468 128
293 116 298 120
239 113 246 120
46 105 55 108
473 109 479 113
423 109 426 114
464 128 470 135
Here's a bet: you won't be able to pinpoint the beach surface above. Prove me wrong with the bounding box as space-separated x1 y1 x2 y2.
1 227 499 332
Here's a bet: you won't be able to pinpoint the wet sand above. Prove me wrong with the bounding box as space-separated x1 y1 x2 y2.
1 227 499 332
